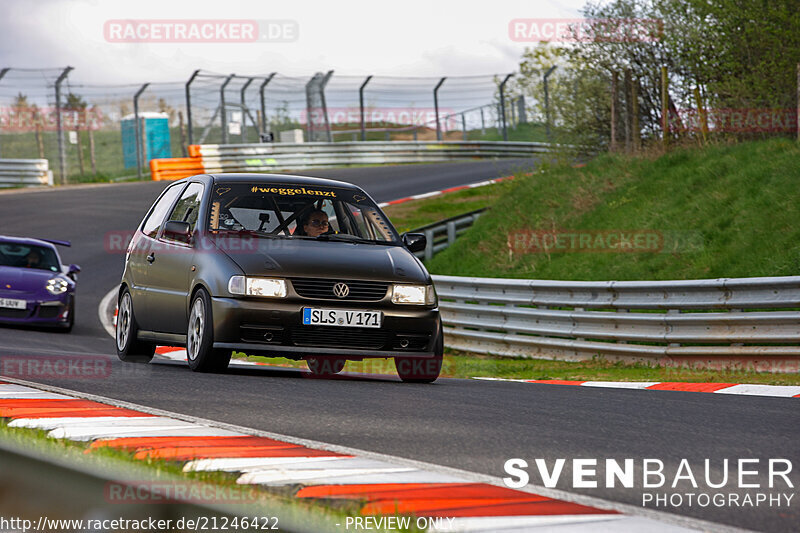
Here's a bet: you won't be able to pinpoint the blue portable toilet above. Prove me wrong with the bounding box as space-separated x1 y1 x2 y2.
121 112 172 169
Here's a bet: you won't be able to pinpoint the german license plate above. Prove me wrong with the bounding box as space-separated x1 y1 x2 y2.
0 298 26 310
302 308 382 328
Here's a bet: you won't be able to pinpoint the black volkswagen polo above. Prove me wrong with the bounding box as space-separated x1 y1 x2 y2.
116 174 443 382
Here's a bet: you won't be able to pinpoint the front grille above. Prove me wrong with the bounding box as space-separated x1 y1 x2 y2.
0 308 30 319
37 305 64 319
290 278 389 301
290 326 387 350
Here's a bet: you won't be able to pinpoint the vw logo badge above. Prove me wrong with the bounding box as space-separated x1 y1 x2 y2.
333 282 350 298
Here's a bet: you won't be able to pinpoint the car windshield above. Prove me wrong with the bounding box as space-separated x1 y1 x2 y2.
207 183 399 243
0 243 60 272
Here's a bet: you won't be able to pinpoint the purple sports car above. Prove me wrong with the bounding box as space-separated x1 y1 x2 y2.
0 235 80 332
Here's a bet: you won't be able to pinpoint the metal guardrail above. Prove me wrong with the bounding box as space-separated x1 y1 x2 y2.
188 140 550 172
431 274 800 366
0 158 53 188
410 208 486 261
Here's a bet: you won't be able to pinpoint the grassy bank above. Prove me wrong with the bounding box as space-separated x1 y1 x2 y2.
426 139 800 280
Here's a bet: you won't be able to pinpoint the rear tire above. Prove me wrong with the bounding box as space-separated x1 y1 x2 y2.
116 289 155 363
306 357 346 377
186 288 231 373
395 323 443 383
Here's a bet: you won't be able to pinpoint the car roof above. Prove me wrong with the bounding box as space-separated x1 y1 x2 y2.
200 173 362 190
0 235 58 252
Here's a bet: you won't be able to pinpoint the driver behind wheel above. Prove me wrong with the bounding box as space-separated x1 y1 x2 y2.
296 209 331 237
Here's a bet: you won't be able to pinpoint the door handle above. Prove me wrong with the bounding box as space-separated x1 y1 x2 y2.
146 253 155 264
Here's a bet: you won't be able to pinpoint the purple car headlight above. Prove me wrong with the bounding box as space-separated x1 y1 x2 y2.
46 278 68 296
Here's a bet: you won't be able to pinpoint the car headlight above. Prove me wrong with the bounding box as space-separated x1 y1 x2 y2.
392 284 436 305
46 278 68 295
228 276 287 298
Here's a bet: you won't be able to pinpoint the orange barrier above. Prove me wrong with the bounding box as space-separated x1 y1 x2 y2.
149 157 203 181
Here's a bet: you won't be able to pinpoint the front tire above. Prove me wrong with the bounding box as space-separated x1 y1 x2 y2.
59 296 75 333
186 288 231 373
395 323 443 383
116 289 155 363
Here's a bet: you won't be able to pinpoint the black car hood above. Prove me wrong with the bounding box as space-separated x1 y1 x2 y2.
218 238 429 283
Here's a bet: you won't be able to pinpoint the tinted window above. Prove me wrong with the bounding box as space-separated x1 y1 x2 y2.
207 183 398 243
141 184 184 238
0 244 60 272
164 183 204 242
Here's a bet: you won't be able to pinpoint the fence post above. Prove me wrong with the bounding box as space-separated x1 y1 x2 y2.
433 77 446 141
693 87 708 144
461 113 467 140
359 75 372 141
624 69 632 152
133 83 149 180
320 70 334 143
240 77 254 143
610 71 617 152
796 63 799 142
185 69 200 146
220 74 235 144
480 107 485 135
517 95 527 124
661 66 669 148
499 73 514 142
543 66 556 143
631 76 640 152
0 68 9 158
54 66 74 185
259 73 276 136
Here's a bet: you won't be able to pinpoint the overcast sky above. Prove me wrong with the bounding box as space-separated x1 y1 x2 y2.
0 0 588 84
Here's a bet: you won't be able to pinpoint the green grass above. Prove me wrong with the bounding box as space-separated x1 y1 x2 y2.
232 353 800 385
427 139 800 280
383 180 517 233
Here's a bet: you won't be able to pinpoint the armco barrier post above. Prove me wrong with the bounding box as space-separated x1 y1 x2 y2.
499 73 514 142
220 74 235 144
185 69 200 146
359 75 373 141
259 72 276 136
54 66 74 184
434 77 446 141
133 83 149 180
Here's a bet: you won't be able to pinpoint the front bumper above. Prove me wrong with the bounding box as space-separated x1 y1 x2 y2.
210 296 440 359
0 293 72 327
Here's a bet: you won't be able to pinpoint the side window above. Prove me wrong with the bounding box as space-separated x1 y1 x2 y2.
141 184 184 239
164 183 204 242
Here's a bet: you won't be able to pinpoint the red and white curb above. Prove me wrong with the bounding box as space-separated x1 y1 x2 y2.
0 378 720 532
473 378 800 398
376 176 513 208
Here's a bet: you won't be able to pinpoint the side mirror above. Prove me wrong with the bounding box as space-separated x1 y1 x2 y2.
67 264 81 280
164 220 192 241
402 232 426 253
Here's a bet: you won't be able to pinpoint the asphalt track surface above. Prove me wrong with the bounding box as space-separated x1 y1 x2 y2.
0 160 797 532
